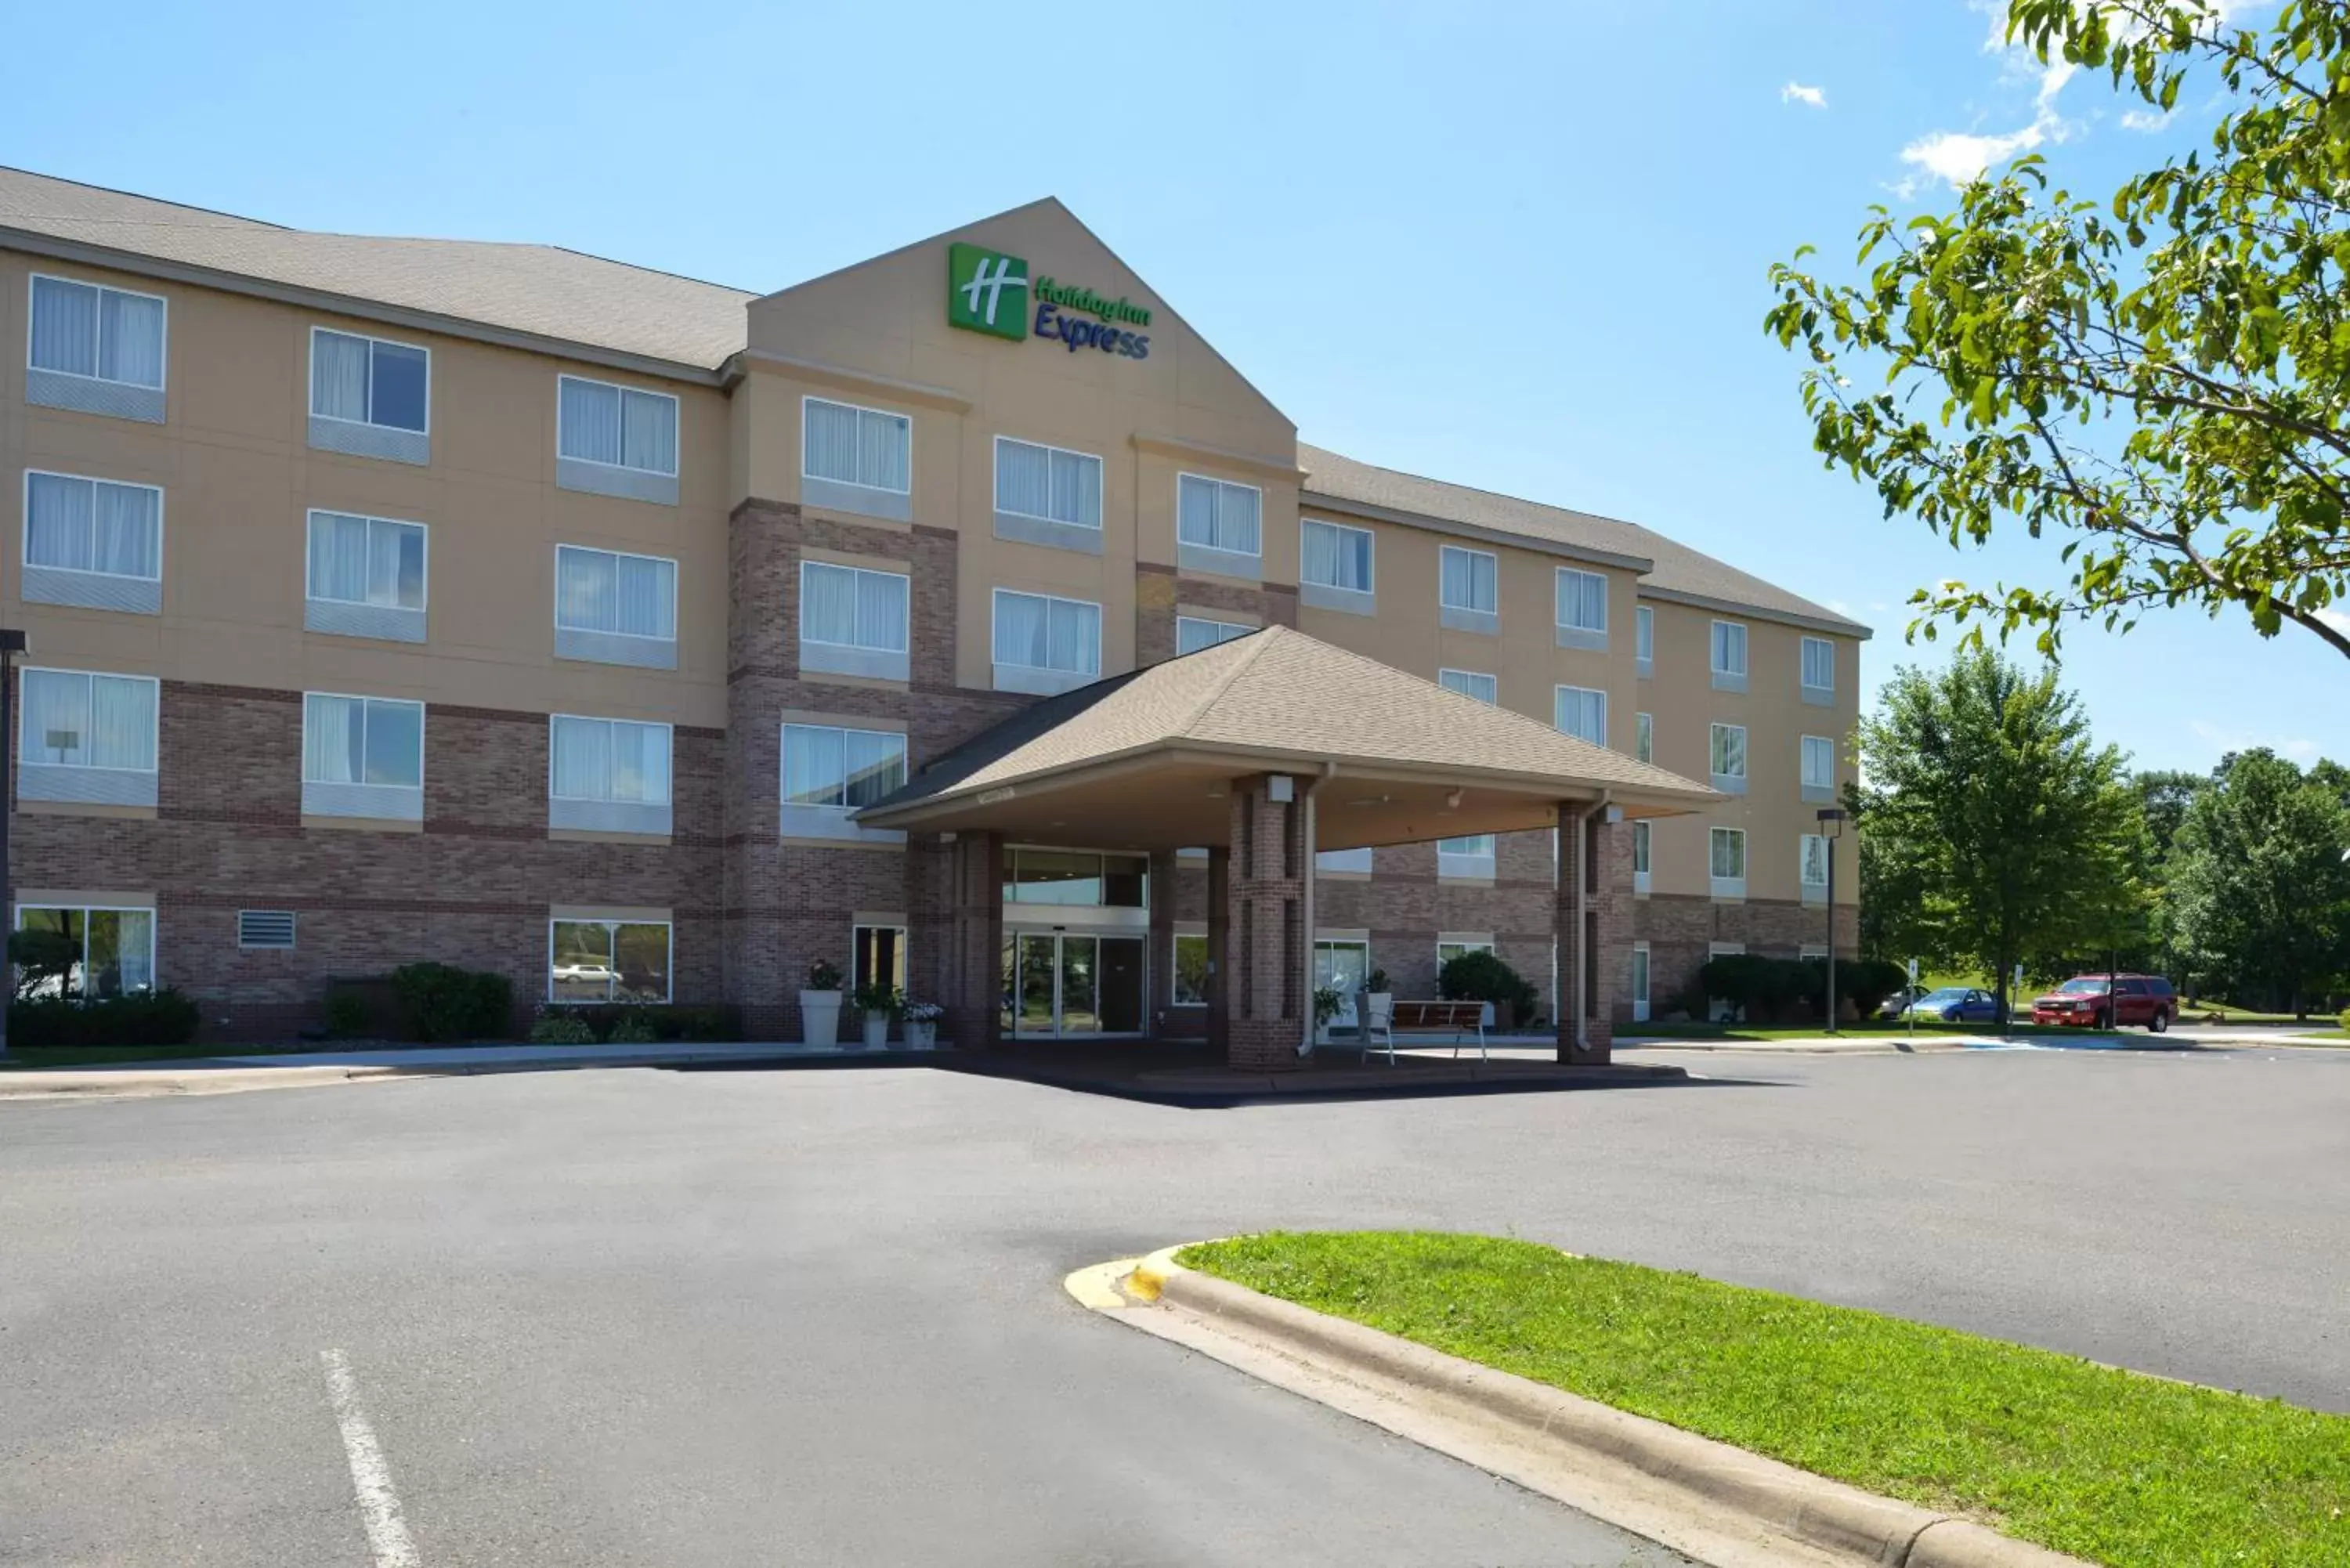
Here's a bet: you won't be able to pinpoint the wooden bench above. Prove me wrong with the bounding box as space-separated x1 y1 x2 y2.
1361 998 1488 1064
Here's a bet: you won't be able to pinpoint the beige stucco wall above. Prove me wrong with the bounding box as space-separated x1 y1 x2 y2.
0 251 731 728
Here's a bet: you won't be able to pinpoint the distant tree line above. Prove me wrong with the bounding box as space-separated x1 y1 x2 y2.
1855 649 2350 1021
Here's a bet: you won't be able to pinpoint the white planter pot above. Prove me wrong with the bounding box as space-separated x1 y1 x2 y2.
798 989 843 1050
862 1010 891 1050
905 1019 937 1050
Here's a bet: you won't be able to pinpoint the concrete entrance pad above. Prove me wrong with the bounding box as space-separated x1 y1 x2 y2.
925 1040 1690 1106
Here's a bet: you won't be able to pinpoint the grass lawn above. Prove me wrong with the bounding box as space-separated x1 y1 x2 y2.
1624 1020 2125 1042
0 1042 244 1070
1180 1232 2348 1568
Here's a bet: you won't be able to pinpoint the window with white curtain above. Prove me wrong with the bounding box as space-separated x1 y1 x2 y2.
782 724 908 810
310 328 428 432
1177 474 1261 557
1802 636 1835 693
1710 723 1748 779
995 437 1101 528
1636 604 1654 665
16 905 155 999
1177 616 1251 655
20 669 157 770
993 590 1101 675
559 375 678 475
555 545 676 639
24 471 161 580
1440 545 1498 613
550 716 671 804
1555 568 1607 632
1300 518 1372 591
307 511 425 609
1802 735 1836 792
1439 668 1497 704
804 397 910 493
1711 620 1748 677
1710 827 1748 880
1802 833 1831 887
29 276 165 388
1554 685 1607 746
1636 711 1654 763
799 562 908 652
303 694 424 787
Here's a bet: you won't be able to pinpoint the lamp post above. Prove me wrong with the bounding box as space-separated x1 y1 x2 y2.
0 629 24 1063
1817 807 1848 1035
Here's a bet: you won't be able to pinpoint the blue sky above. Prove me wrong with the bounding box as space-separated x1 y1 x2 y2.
7 0 2338 775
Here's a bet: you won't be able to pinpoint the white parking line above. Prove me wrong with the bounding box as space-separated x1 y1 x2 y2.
320 1349 421 1568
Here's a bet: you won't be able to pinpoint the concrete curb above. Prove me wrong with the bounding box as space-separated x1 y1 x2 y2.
0 1047 874 1100
1131 1248 2088 1568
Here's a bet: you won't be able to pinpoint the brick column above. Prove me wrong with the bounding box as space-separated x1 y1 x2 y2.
937 832 1002 1052
1556 804 1620 1065
1205 845 1231 1058
1225 775 1307 1070
1147 849 1178 1036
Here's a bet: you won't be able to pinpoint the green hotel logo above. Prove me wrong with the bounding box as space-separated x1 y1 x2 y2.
947 243 1029 341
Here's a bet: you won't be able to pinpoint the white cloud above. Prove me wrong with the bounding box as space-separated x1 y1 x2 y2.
2189 717 2321 764
1782 81 1828 109
2319 607 2350 636
2120 107 2175 132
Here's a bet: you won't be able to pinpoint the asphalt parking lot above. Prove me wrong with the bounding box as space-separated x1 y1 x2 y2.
2 1043 2342 1566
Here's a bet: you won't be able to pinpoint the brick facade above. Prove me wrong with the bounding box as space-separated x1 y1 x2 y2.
1224 776 1307 1069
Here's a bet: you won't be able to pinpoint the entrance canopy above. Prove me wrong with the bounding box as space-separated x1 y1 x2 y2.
858 627 1717 849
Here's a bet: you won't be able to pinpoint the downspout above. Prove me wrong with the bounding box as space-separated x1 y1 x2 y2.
1300 762 1338 1057
1574 792 1612 1053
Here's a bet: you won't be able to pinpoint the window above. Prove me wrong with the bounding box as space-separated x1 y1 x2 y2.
799 561 909 665
992 589 1101 690
1802 735 1836 800
1801 636 1835 697
1636 711 1653 763
1440 546 1497 613
559 375 678 475
303 694 424 788
16 906 154 999
1636 604 1654 669
311 328 428 432
24 471 161 586
1300 518 1373 592
1555 685 1607 746
1632 820 1651 878
1710 724 1748 779
550 716 671 805
308 511 425 609
1004 849 1147 907
1802 833 1831 889
1177 616 1252 655
548 919 670 1003
1177 474 1262 558
1555 567 1607 638
20 669 157 771
782 724 907 811
1711 620 1749 691
237 910 297 950
803 397 911 494
996 437 1101 529
1631 942 1650 1022
555 545 677 654
1437 938 1494 967
1439 833 1496 862
1313 940 1370 1001
29 275 164 388
1710 827 1748 885
1439 668 1497 704
1173 933 1209 1006
853 924 906 999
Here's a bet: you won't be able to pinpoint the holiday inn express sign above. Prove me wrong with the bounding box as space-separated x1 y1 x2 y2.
947 241 1153 359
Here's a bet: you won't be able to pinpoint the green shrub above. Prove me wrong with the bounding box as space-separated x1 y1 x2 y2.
9 988 201 1049
2340 1006 2350 1032
322 983 375 1038
552 1003 739 1042
1437 950 1540 1028
527 1010 597 1045
391 963 513 1042
605 1010 658 1044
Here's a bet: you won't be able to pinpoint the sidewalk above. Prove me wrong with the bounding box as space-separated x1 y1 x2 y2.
0 1040 927 1100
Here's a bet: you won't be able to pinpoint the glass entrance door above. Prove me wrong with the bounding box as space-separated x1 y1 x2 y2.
1005 933 1146 1037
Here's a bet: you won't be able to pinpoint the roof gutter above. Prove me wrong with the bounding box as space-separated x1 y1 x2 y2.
0 226 732 388
1299 487 1654 574
1299 761 1337 1058
1635 584 1874 641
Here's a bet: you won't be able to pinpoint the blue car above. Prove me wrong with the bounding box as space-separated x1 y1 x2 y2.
1897 986 1999 1023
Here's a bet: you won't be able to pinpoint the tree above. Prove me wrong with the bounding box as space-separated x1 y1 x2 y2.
1855 649 2147 1021
2133 769 2208 864
1766 1 2350 663
2165 748 2350 1014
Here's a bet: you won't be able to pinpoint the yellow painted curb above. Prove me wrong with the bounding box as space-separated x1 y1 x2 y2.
1126 1244 1191 1302
1062 1259 1139 1311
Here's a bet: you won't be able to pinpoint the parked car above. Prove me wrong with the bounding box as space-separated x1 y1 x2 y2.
1895 986 1999 1023
2030 974 2177 1031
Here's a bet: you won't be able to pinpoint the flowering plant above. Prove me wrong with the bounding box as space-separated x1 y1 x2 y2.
903 1000 945 1023
806 959 843 991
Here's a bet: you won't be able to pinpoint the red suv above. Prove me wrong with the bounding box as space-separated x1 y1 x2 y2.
2030 974 2177 1032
